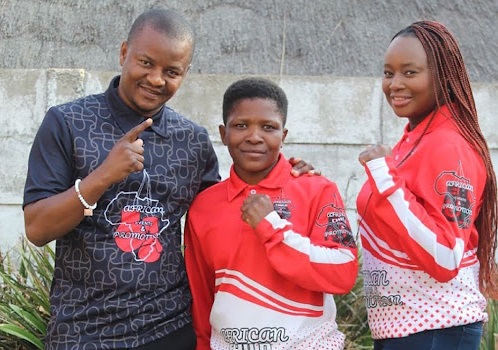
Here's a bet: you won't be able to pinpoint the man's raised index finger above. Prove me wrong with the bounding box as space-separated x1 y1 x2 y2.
123 118 153 141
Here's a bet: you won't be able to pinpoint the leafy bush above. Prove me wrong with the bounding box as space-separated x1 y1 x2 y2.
336 272 372 349
481 299 498 350
0 239 53 349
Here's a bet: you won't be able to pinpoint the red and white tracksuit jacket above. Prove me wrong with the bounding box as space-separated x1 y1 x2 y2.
356 105 488 339
185 155 358 350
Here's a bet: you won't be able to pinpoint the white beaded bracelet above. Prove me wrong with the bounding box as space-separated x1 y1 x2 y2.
75 179 97 216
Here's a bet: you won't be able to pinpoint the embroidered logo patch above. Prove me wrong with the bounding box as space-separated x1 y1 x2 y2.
273 197 293 220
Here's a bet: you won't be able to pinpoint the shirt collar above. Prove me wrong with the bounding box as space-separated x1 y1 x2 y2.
227 154 291 201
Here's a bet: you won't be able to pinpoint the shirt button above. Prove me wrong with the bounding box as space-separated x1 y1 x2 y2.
395 155 399 160
250 189 256 194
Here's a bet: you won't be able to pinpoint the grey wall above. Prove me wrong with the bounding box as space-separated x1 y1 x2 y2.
1 0 497 82
1 69 497 251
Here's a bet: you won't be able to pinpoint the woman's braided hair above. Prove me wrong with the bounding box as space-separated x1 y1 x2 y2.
394 21 497 298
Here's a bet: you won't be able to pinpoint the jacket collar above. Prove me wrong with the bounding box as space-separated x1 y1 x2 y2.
227 154 291 202
402 104 453 139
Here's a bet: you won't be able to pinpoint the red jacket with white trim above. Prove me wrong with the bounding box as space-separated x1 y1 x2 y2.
185 154 358 350
356 105 488 339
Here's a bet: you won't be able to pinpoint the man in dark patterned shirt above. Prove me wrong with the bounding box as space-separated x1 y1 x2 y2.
23 7 315 350
23 8 214 349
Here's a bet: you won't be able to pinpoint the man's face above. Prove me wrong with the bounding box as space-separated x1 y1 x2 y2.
118 25 192 118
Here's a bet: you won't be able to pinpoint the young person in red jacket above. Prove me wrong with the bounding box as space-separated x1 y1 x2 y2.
356 21 498 350
185 77 358 350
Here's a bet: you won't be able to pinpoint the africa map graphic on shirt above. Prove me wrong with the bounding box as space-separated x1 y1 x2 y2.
104 170 169 263
317 202 356 247
435 160 475 229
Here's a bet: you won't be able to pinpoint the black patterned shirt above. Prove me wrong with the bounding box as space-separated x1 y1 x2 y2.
23 76 220 349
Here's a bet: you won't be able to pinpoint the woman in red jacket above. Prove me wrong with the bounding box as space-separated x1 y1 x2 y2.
356 21 497 350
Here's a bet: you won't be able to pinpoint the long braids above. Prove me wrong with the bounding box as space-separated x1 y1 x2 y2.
396 21 497 298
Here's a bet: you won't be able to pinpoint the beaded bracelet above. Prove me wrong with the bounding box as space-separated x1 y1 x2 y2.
75 179 97 216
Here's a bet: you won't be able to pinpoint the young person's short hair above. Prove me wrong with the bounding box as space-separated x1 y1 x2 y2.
222 77 288 125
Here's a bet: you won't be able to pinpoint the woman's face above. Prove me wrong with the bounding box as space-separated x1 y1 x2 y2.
382 35 438 130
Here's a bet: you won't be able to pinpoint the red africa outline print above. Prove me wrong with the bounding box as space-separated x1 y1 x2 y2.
105 170 170 263
115 211 163 263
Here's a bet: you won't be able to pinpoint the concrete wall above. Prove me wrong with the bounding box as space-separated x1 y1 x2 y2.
1 0 497 82
1 69 497 251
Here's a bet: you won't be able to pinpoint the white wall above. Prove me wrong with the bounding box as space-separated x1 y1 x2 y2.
1 69 497 251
